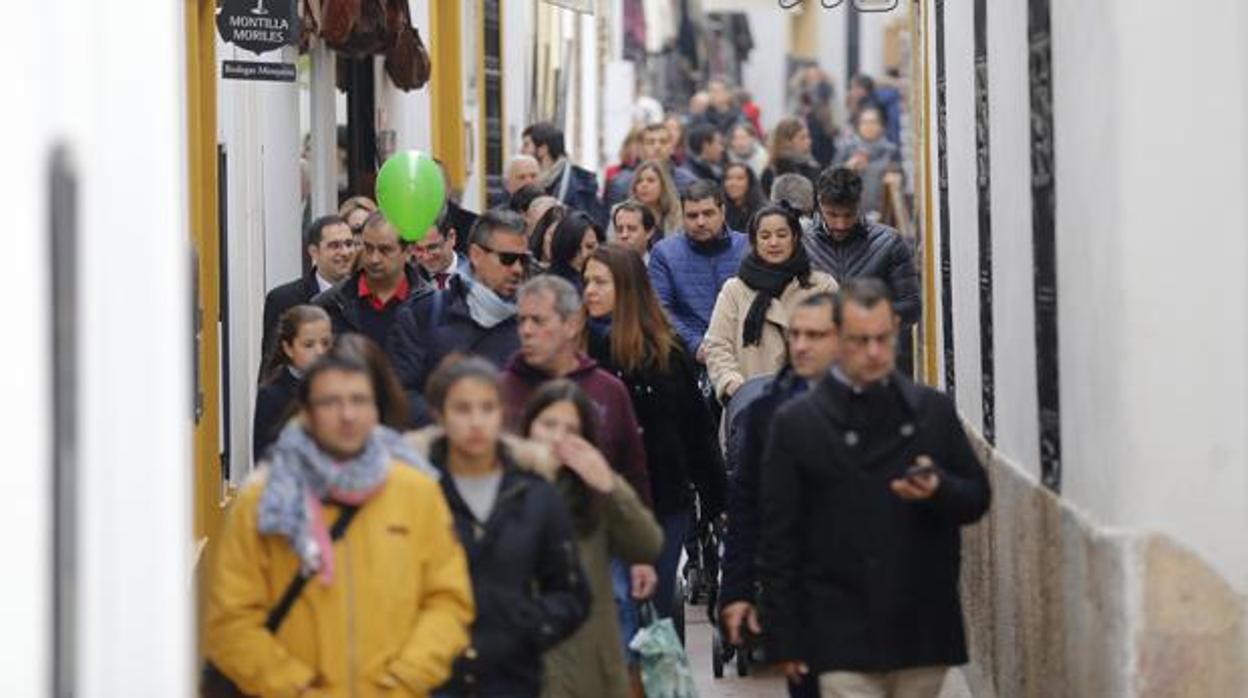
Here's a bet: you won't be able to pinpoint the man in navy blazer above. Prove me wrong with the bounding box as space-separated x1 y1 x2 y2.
411 214 469 290
259 215 356 369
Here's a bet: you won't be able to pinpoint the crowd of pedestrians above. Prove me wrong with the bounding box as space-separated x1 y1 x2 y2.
223 70 989 698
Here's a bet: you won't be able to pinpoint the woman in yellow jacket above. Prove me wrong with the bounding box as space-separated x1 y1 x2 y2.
204 342 475 698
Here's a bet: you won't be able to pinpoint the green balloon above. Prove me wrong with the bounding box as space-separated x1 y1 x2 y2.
375 150 446 242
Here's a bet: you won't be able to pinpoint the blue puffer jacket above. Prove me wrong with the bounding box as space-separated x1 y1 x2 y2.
648 228 748 355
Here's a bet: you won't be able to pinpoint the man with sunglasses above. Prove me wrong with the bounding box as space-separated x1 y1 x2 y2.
314 211 427 350
260 215 357 369
389 209 529 426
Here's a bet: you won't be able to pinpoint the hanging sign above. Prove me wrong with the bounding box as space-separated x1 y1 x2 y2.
216 0 300 56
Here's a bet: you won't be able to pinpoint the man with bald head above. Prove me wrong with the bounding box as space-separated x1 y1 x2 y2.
313 211 427 349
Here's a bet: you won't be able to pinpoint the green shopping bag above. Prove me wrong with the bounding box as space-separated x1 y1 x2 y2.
629 601 699 698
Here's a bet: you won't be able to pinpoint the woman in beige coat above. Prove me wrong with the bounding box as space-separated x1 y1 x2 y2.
704 201 838 401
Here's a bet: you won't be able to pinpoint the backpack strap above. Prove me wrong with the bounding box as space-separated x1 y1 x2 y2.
263 504 360 632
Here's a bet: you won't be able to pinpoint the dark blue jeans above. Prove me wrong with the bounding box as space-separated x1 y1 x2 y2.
654 510 692 619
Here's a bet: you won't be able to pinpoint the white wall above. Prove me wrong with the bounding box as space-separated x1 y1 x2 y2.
3 1 53 693
942 0 983 429
217 40 302 478
935 0 1248 591
66 0 193 693
986 0 1040 478
740 8 788 132
819 7 849 102
1060 0 1248 591
858 6 906 79
503 0 532 155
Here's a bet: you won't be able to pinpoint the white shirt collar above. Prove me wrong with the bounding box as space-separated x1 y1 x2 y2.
315 270 335 293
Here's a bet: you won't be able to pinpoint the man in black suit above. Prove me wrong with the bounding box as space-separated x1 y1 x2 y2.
259 215 356 366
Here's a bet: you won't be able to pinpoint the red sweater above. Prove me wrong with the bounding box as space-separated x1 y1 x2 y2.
500 353 653 507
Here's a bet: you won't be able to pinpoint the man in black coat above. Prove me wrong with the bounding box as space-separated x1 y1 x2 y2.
388 209 528 426
805 167 920 376
313 211 426 351
522 121 607 227
718 293 840 698
684 122 726 184
259 215 355 366
759 279 990 698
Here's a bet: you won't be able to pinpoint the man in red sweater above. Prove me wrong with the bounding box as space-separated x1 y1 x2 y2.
499 275 652 507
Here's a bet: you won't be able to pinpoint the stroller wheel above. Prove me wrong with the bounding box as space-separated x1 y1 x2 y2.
672 579 687 645
712 631 725 678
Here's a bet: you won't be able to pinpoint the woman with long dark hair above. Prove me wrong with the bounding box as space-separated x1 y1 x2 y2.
253 304 332 460
703 202 838 402
417 357 591 698
528 202 566 268
722 162 766 234
581 243 725 622
521 380 662 698
547 210 605 292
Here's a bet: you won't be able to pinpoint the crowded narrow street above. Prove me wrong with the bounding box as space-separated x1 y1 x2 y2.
7 1 1248 697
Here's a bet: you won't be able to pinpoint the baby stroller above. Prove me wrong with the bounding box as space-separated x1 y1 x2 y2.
682 490 722 606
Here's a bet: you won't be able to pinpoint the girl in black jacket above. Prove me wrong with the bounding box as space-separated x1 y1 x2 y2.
581 244 726 620
252 304 332 461
424 357 591 698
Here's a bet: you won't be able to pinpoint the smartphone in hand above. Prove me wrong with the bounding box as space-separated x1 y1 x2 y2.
905 463 939 483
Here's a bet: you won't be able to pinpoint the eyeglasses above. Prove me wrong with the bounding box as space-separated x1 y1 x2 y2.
476 244 531 268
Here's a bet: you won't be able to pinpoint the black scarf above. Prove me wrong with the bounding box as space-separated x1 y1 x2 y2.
737 245 811 347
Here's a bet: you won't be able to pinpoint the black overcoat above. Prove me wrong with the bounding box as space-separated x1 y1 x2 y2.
758 372 990 673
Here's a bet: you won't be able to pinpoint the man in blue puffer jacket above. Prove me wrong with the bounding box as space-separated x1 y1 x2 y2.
648 180 748 361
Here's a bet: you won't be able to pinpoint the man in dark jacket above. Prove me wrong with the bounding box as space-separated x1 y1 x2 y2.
499 275 652 507
806 167 920 376
389 209 528 426
260 215 355 365
719 293 839 698
759 279 990 697
522 121 606 227
313 211 426 350
684 122 726 184
648 180 748 360
606 122 700 208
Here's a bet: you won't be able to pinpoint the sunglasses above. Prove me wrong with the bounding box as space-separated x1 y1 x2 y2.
476 244 531 268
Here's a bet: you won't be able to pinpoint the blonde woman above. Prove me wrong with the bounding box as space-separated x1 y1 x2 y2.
629 160 682 236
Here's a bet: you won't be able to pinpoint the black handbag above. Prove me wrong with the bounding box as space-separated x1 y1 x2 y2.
200 505 360 698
